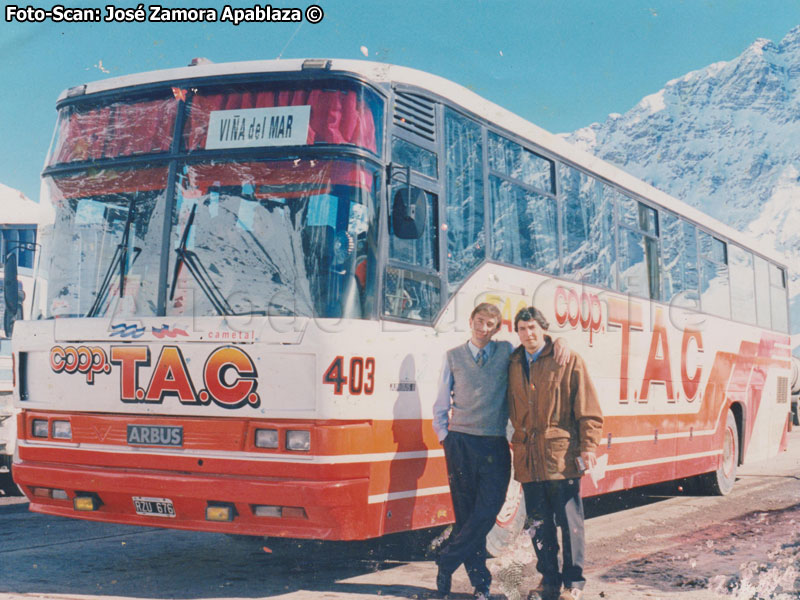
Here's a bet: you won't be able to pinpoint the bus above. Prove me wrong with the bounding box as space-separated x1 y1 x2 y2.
10 58 793 546
0 184 43 494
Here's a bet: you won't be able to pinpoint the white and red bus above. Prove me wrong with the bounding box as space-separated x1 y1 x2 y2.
11 59 793 545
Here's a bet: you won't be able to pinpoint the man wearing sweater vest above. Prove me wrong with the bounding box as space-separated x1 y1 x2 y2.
432 302 568 599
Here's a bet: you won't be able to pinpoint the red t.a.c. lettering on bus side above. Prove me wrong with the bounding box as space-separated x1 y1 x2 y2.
680 329 704 401
201 346 260 409
607 296 643 403
554 286 603 345
144 346 198 404
639 308 674 401
110 346 151 402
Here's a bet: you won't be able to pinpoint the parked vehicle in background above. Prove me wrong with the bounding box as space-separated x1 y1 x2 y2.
0 184 43 495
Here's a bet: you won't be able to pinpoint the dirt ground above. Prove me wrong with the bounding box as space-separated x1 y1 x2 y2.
2 433 798 600
490 503 800 600
488 437 800 600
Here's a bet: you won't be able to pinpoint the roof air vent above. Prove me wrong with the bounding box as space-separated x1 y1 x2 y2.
393 91 436 142
66 85 86 98
302 59 332 70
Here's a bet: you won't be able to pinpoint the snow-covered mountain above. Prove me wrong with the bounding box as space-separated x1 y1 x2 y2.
564 25 800 341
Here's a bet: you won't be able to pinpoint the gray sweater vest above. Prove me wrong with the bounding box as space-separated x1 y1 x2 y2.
447 341 512 437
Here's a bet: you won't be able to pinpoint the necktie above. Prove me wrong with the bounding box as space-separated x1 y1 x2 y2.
476 349 486 367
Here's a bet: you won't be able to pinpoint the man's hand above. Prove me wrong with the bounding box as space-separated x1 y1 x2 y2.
580 451 597 471
553 337 570 366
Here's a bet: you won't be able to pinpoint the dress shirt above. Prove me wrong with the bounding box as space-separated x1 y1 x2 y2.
525 345 545 365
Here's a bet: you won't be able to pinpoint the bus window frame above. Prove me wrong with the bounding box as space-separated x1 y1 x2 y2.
380 86 446 325
727 243 758 326
768 262 790 333
697 229 732 320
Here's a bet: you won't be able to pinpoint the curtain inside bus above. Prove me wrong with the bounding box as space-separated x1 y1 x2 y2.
49 98 177 165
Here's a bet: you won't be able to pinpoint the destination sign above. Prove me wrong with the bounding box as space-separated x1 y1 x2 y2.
205 105 311 149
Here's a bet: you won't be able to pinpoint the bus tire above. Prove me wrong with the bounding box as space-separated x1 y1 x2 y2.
486 477 526 557
700 409 739 496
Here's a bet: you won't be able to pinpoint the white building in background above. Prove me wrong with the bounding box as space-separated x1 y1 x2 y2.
0 182 44 494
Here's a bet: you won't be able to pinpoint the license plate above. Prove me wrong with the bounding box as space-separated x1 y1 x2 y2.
133 496 176 518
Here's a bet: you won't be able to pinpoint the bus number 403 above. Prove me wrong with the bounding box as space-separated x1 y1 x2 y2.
323 356 375 396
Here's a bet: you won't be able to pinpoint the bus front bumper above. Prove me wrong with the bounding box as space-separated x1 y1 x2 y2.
13 460 375 540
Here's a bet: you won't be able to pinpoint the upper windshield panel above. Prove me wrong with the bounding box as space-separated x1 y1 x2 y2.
168 159 379 319
48 95 177 166
39 166 166 318
182 81 384 156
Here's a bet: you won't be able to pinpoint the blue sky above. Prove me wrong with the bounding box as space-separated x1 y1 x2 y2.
2 0 800 201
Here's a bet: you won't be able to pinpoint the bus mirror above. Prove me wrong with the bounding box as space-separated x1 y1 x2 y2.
391 187 427 240
3 253 19 336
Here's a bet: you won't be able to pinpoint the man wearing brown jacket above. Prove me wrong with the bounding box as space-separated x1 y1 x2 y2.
507 307 603 600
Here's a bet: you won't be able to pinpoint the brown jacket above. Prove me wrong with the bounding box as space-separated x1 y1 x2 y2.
507 339 603 482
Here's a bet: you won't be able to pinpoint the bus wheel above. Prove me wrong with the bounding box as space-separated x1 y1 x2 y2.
700 409 739 496
486 478 526 557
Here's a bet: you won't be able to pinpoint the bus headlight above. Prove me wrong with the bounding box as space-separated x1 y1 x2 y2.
32 419 49 438
254 428 279 449
286 430 310 452
52 420 72 440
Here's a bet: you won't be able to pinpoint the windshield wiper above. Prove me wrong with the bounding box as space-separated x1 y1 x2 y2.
87 197 142 317
169 203 234 316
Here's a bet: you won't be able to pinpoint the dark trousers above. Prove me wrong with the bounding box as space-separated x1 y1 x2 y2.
522 478 585 590
438 431 511 591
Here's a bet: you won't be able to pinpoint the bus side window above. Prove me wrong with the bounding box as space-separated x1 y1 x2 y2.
728 244 757 325
444 109 485 293
391 136 437 179
488 132 558 276
385 127 441 321
753 255 772 329
388 186 438 270
19 228 36 268
769 263 789 333
661 213 700 309
383 266 440 321
385 184 440 322
698 231 730 319
559 165 616 289
616 194 661 300
489 177 558 274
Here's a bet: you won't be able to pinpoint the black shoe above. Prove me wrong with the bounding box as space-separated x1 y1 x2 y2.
528 583 560 600
436 570 452 597
474 588 490 599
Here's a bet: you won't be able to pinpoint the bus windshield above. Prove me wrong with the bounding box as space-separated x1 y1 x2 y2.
41 166 167 319
168 158 379 319
38 159 379 320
